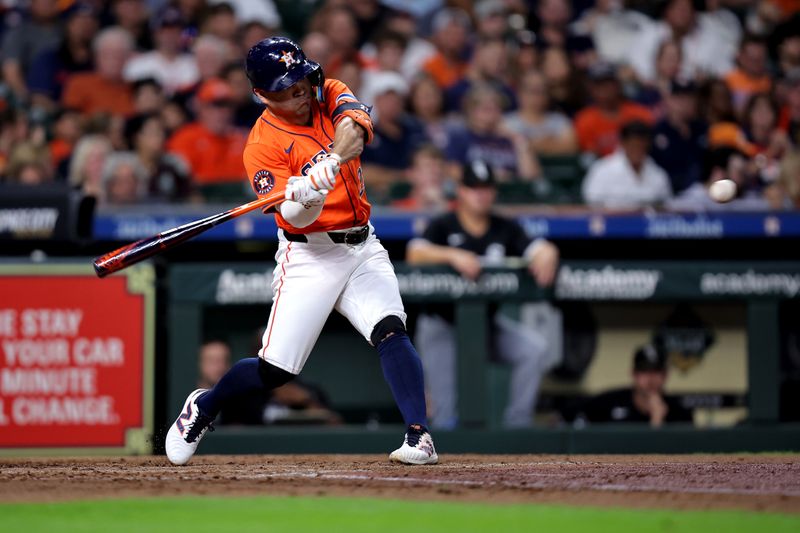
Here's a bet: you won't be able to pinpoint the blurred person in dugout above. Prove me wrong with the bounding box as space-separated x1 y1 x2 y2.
197 340 341 426
574 344 693 428
406 160 561 429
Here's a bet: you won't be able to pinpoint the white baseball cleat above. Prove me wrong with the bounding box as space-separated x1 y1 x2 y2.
165 389 215 465
389 424 438 465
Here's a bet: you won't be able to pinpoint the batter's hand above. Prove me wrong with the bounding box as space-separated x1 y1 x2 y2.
285 176 329 206
306 157 339 191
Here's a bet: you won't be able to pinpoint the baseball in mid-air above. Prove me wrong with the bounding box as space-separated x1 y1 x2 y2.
708 179 737 203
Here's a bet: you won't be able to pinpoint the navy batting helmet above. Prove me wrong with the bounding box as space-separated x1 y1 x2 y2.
245 36 324 94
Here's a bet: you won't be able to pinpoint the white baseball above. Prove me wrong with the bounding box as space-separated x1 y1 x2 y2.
708 179 737 203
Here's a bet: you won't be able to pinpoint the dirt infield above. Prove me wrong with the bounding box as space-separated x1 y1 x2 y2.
1 455 798 513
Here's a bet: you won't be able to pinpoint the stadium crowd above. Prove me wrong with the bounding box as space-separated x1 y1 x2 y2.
1 0 799 211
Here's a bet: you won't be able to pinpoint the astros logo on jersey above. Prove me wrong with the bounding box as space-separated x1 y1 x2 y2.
279 51 298 68
253 169 275 194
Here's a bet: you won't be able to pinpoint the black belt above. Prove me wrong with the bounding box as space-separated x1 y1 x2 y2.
283 226 369 245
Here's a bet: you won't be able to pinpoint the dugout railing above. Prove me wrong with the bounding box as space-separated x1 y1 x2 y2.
164 261 800 454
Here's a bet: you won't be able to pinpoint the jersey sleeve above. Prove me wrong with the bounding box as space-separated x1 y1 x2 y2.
243 141 291 211
321 79 374 144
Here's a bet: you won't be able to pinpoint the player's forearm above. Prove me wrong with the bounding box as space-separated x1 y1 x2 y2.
406 240 461 265
331 118 365 163
280 199 323 228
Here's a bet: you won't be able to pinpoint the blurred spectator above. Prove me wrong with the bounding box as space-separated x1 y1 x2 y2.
582 120 672 209
0 109 33 176
201 2 238 43
222 62 263 128
420 8 472 89
123 5 199 95
510 30 539 80
334 53 366 101
574 62 653 157
300 32 332 70
101 151 148 205
5 141 53 185
473 0 510 40
391 145 452 212
444 84 541 182
571 0 653 66
408 74 449 150
112 0 153 51
132 78 167 115
361 30 408 98
161 97 191 136
208 0 281 31
48 108 83 169
503 69 578 156
67 134 113 198
407 160 560 429
572 344 693 427
766 149 800 209
197 339 340 426
61 26 136 118
370 8 435 80
777 34 800 80
651 80 708 194
444 37 516 113
630 39 683 115
667 146 770 211
743 93 790 170
361 72 429 201
779 70 800 147
539 46 586 117
626 0 737 83
0 0 62 102
531 0 574 49
166 78 247 186
725 35 772 114
124 113 192 201
347 0 390 47
193 34 234 85
312 5 372 81
27 2 98 111
238 20 270 56
701 78 737 127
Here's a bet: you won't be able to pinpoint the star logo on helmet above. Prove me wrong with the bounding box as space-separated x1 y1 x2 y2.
279 51 298 69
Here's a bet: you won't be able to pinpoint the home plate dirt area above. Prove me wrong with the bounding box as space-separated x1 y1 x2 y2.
1 455 798 513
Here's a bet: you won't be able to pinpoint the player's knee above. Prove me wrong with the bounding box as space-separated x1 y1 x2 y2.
370 315 406 347
257 358 295 389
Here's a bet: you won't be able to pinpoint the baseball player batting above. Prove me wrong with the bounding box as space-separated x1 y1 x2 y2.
165 37 437 465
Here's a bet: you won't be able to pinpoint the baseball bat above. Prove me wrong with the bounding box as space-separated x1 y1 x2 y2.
93 190 285 278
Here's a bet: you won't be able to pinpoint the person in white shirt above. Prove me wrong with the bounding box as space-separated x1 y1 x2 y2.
582 121 672 209
123 6 198 95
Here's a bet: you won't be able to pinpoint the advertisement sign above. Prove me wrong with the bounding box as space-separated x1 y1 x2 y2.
0 263 154 454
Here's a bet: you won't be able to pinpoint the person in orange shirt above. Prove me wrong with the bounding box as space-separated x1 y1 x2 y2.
166 78 247 185
725 35 772 114
420 8 472 89
61 27 136 118
165 37 438 467
574 62 654 157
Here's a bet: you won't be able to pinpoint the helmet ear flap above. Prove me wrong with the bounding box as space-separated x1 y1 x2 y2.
309 65 325 102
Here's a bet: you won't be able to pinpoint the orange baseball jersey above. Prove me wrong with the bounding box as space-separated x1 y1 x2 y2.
243 79 372 233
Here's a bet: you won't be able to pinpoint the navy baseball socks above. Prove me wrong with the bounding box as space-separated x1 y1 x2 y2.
378 333 438 465
166 358 293 465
